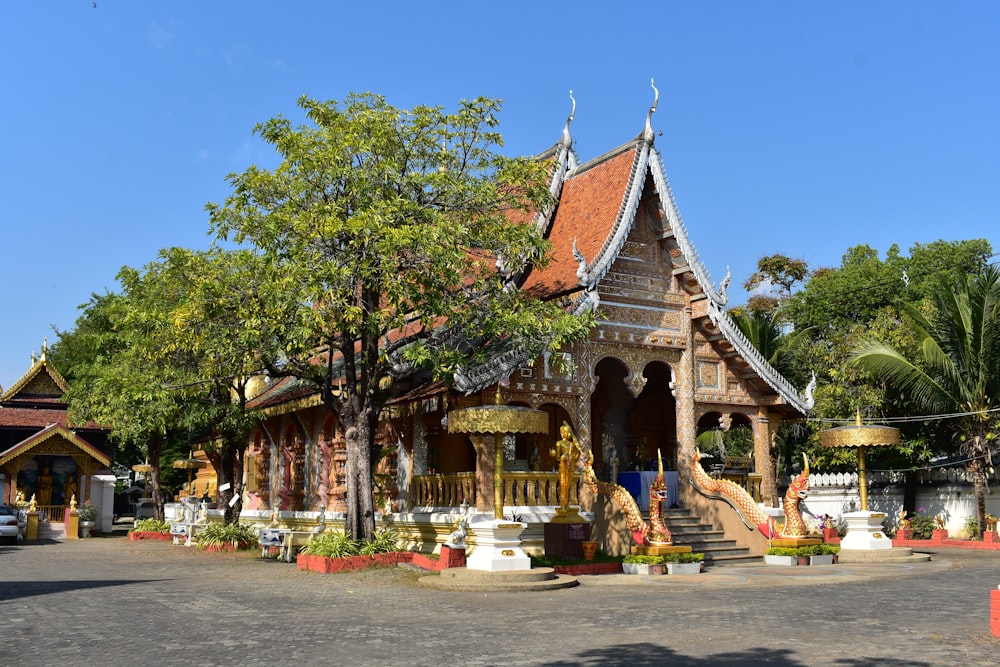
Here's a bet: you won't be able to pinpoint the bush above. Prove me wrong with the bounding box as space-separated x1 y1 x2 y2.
622 554 664 565
663 551 704 563
908 513 936 540
766 545 838 557
300 531 356 558
131 519 170 534
299 528 400 558
964 516 980 540
196 522 257 550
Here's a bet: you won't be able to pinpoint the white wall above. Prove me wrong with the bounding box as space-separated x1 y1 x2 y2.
802 470 1000 537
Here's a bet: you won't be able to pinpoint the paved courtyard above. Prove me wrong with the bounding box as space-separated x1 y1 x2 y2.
2 535 999 666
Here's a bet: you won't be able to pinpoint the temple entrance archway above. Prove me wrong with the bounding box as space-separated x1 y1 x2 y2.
628 361 677 472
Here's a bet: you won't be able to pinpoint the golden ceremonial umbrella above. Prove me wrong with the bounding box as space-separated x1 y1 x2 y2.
172 451 207 493
447 389 548 519
820 411 899 511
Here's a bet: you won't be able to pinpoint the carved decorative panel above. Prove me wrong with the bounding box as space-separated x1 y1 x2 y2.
697 361 720 389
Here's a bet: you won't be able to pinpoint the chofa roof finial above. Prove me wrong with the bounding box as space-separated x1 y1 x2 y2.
643 77 659 143
562 90 576 149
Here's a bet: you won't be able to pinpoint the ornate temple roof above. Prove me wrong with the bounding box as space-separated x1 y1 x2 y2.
0 422 110 467
461 83 814 414
1 343 70 407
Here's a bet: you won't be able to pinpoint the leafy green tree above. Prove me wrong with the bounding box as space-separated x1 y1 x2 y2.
56 288 190 521
118 247 264 522
206 93 595 540
743 254 809 315
853 266 1000 532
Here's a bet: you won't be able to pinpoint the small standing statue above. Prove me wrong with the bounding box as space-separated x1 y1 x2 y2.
446 499 470 548
550 422 584 522
269 503 280 528
196 499 208 524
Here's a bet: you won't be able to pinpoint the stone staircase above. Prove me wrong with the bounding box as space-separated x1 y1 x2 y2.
661 508 757 566
36 520 67 540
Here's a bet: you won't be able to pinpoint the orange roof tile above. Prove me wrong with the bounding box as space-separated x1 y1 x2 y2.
523 145 640 299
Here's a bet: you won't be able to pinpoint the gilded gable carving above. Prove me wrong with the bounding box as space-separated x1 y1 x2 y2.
23 373 63 398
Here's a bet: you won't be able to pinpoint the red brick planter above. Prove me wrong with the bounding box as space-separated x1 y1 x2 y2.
297 551 417 573
128 531 173 542
992 589 1000 637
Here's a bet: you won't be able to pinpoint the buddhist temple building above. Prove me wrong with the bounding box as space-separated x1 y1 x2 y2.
0 343 111 525
241 88 815 554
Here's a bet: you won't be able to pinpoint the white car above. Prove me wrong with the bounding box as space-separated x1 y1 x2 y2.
0 504 25 544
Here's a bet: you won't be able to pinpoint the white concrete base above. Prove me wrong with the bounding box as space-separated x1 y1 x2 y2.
840 510 893 550
466 519 531 572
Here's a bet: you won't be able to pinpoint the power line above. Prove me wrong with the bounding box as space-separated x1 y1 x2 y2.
810 405 1000 426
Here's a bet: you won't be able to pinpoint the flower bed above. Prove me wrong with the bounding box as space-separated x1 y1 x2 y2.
128 531 173 542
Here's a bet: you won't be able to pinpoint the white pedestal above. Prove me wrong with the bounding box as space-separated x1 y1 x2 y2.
466 519 531 572
840 510 893 550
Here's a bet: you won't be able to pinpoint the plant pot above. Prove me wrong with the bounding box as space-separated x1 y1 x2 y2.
666 562 701 575
650 564 664 575
79 520 95 538
796 556 810 566
622 562 654 575
764 555 797 566
810 555 835 566
581 541 598 561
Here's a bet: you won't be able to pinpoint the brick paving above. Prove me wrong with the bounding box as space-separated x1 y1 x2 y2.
2 536 999 666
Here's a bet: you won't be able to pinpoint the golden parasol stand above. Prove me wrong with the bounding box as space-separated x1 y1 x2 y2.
172 451 207 495
447 388 549 519
820 411 900 511
132 458 153 498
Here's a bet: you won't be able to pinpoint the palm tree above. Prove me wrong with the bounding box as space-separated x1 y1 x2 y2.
852 265 1000 534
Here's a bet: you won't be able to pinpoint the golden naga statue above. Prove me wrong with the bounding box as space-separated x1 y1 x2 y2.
691 450 812 539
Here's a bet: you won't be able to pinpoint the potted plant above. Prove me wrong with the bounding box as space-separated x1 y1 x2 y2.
663 551 704 574
809 543 839 566
622 554 663 575
77 503 97 538
764 547 799 566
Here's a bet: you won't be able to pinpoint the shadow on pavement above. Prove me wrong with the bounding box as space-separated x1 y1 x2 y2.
0 578 164 602
536 642 934 666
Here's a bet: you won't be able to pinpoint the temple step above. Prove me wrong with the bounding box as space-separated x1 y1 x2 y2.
656 508 758 565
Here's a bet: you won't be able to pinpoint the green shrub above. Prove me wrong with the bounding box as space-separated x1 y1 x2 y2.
622 554 664 564
131 519 170 534
663 551 704 563
196 522 257 550
300 530 356 558
766 545 838 557
964 516 980 540
765 547 799 557
357 527 400 555
908 513 936 540
300 527 401 558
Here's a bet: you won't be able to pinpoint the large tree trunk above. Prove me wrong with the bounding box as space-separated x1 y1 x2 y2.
219 442 244 524
340 399 377 542
971 461 988 537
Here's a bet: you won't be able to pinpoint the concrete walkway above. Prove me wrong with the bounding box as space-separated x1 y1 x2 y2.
2 535 998 666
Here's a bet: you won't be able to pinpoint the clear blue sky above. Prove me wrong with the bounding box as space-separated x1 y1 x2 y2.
2 1 998 387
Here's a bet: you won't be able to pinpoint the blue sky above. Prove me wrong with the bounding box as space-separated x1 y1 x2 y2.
2 1 998 387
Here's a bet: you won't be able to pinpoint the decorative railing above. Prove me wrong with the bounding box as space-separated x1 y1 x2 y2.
411 472 580 508
35 505 67 523
809 469 972 487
